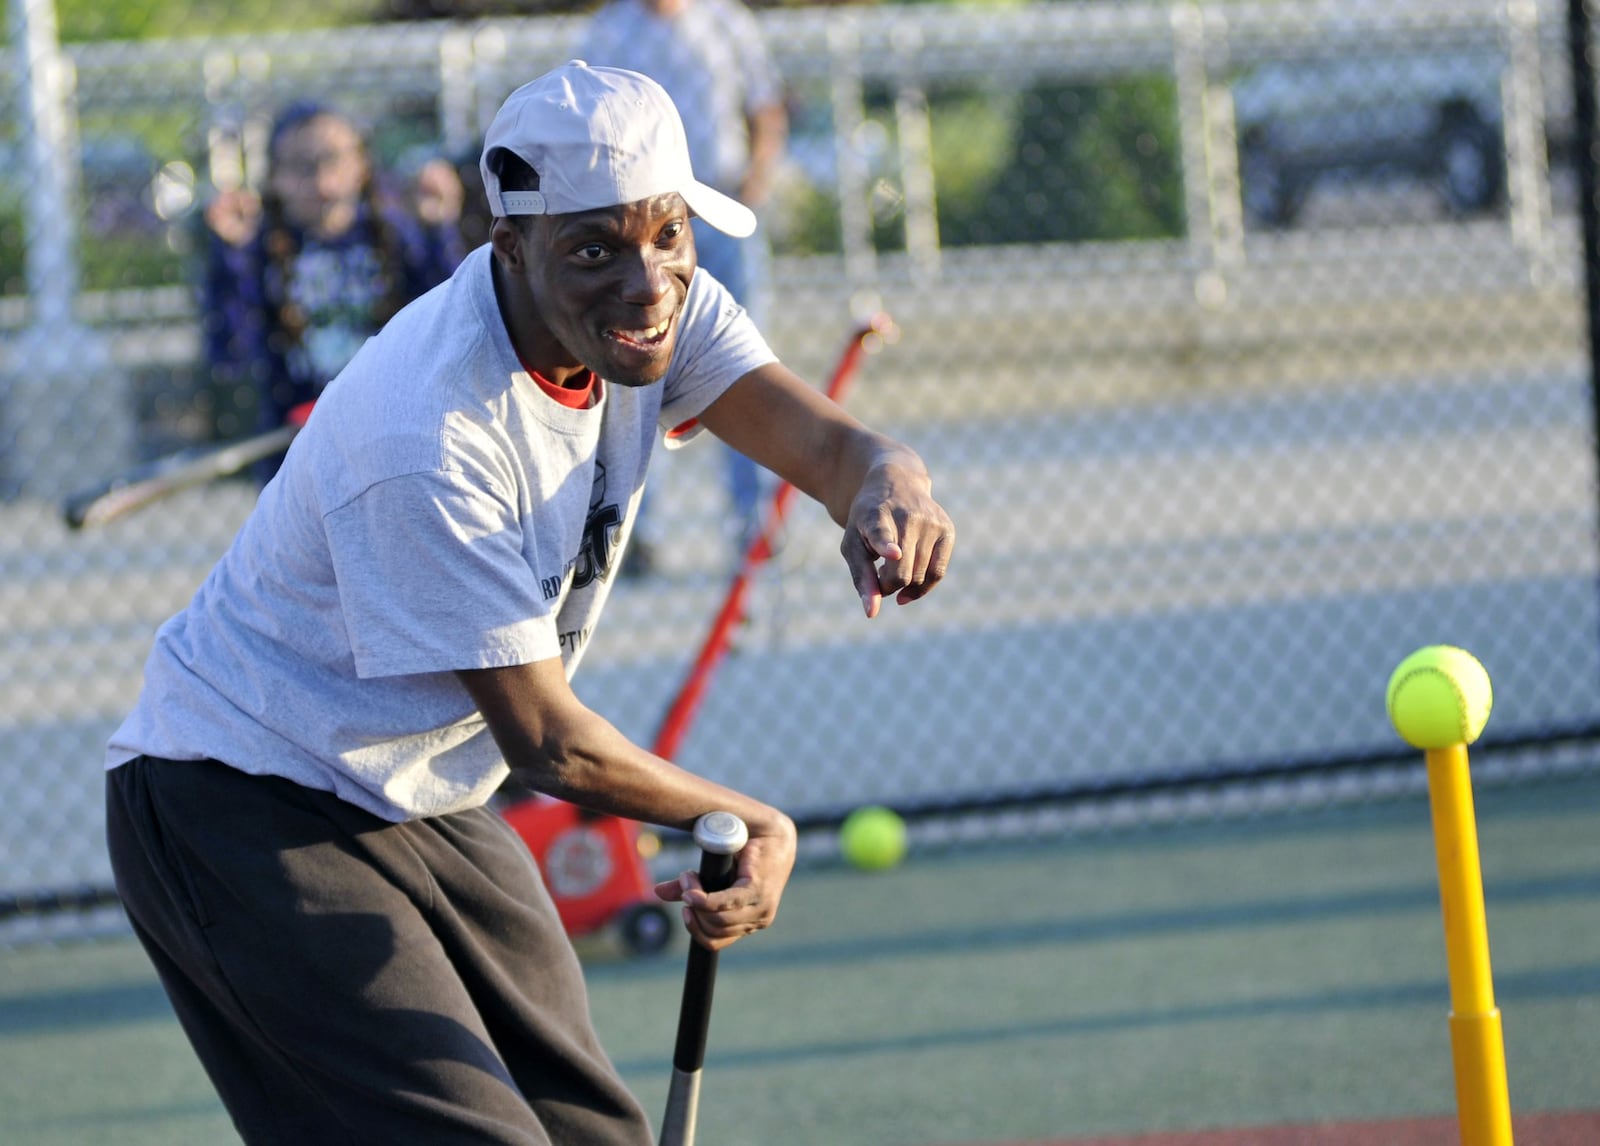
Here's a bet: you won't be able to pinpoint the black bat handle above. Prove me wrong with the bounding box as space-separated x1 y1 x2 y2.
660 812 748 1146
672 855 735 1069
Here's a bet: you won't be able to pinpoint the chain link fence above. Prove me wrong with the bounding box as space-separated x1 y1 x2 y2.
4 0 1600 942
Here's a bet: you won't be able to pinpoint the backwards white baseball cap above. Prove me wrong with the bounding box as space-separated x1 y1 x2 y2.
480 60 757 238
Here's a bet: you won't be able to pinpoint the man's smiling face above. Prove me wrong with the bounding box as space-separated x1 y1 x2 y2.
498 192 699 388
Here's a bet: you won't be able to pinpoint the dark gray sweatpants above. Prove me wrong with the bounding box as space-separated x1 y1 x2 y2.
105 755 654 1146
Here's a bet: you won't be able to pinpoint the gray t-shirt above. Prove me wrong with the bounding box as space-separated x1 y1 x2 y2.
107 247 774 821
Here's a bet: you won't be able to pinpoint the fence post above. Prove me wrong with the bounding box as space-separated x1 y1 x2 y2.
438 24 477 161
1505 0 1555 280
1569 0 1600 649
888 21 940 285
2 0 131 500
1172 0 1242 311
827 14 878 304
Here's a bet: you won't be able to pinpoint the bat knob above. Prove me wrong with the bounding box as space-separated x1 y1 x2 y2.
692 812 748 857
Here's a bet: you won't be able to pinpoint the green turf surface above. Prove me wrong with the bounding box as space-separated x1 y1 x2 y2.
3 774 1597 1145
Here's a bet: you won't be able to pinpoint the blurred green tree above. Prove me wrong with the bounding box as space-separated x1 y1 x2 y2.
54 0 384 41
943 77 1185 246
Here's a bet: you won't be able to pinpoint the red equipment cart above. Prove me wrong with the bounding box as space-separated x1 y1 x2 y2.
499 796 674 956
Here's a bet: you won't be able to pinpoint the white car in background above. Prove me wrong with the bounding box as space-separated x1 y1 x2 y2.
1231 48 1511 226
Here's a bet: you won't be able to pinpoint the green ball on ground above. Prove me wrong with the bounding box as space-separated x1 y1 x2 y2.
1385 645 1493 750
839 806 907 871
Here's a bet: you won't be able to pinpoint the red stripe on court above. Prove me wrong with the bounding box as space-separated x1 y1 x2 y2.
965 1109 1600 1146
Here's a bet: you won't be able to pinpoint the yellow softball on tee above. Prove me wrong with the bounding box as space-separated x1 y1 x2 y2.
1385 645 1493 750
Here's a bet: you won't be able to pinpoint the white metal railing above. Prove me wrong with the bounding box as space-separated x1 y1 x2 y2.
0 0 1578 344
0 2 1571 284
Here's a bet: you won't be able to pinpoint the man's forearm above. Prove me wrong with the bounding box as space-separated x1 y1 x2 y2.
461 663 792 839
521 717 788 838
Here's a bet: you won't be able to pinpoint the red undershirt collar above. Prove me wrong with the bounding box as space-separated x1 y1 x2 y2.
522 361 599 409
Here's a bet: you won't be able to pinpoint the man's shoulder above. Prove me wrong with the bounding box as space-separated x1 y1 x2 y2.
350 248 494 381
667 272 773 378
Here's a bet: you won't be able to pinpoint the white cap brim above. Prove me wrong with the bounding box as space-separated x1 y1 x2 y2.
680 181 757 239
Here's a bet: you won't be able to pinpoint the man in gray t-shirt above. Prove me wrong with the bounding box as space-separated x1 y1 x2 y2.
105 61 955 1144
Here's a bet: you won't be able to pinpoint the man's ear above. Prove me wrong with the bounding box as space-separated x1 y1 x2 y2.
490 218 524 271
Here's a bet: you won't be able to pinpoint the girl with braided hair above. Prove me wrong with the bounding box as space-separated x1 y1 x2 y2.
201 102 466 483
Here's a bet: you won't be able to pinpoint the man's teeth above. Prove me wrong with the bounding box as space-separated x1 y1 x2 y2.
613 321 669 344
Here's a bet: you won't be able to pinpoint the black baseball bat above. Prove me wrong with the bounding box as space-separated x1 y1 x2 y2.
61 401 313 530
660 810 749 1146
